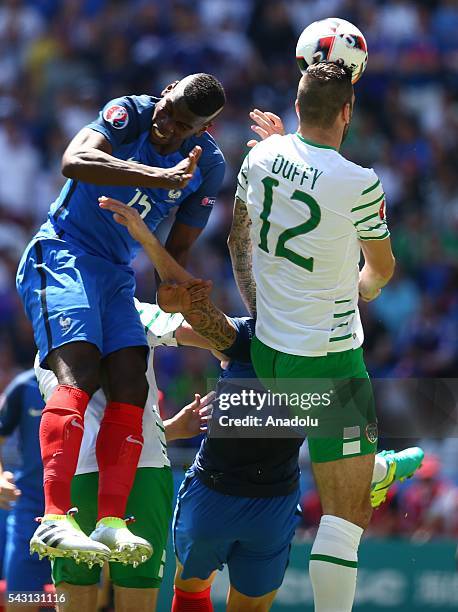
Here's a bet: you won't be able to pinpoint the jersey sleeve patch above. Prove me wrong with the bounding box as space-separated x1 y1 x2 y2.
175 158 225 228
103 104 129 129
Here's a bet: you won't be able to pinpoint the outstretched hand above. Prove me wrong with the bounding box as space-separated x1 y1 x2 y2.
165 391 215 440
99 196 151 244
247 109 285 147
158 279 212 313
160 145 202 189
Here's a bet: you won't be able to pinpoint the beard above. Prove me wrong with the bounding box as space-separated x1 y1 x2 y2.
341 121 351 144
341 103 353 145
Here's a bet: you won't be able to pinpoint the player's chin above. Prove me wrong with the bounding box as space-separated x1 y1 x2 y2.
150 133 171 146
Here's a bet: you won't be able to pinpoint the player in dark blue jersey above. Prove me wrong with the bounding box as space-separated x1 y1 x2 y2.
0 370 52 604
15 74 226 566
157 291 303 612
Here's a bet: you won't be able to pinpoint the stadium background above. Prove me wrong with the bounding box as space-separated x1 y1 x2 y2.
0 0 457 609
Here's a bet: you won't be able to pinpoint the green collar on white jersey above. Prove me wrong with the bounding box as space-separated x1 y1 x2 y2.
295 132 337 151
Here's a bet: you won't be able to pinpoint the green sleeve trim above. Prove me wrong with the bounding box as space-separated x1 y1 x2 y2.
144 310 162 330
351 192 384 213
310 553 358 568
361 178 380 195
334 310 355 318
359 231 390 241
334 299 351 304
360 222 386 232
354 212 379 227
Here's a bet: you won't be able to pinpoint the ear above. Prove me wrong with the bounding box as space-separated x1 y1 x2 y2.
343 102 352 124
160 80 180 97
196 122 211 136
295 99 300 119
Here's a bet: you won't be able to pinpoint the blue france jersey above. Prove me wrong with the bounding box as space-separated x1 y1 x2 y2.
40 95 225 265
192 317 302 498
219 316 256 379
0 370 44 508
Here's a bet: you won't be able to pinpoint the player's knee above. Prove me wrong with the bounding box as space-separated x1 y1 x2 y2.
109 369 148 407
48 343 101 397
357 501 373 530
56 365 99 397
174 565 215 593
227 587 276 612
342 499 373 530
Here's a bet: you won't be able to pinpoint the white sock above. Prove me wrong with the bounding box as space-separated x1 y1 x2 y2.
372 454 388 485
309 514 363 612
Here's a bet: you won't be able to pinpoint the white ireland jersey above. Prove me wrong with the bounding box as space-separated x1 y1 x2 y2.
236 133 389 356
35 301 184 475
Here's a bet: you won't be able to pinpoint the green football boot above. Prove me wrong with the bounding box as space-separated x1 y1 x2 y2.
371 447 424 509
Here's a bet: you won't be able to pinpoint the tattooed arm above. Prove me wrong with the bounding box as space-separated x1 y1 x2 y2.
181 299 237 351
157 281 237 351
227 197 256 316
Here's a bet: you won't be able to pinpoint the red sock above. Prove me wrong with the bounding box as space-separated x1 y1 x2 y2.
172 587 213 612
96 402 144 520
40 385 89 515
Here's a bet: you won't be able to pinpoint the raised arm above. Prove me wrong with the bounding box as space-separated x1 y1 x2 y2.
227 196 256 317
99 197 194 283
62 128 201 190
100 196 236 350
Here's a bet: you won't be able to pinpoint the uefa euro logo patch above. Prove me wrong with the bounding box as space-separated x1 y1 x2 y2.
103 105 129 129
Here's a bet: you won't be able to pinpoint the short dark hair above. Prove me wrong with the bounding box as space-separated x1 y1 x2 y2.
297 62 353 128
183 73 226 118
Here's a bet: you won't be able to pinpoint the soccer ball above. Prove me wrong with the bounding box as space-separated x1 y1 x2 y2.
296 18 368 84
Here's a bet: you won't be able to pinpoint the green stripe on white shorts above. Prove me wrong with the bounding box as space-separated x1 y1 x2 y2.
250 336 377 463
52 467 173 589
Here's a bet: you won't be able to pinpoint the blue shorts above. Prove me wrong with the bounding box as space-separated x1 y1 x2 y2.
4 507 51 591
173 473 301 598
16 235 147 365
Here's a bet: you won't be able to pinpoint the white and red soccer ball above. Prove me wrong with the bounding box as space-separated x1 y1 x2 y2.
296 18 368 84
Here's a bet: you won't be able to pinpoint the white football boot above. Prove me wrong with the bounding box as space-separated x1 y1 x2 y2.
30 507 110 568
89 516 153 568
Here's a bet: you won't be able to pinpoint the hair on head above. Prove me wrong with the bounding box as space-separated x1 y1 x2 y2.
182 73 226 118
297 61 353 128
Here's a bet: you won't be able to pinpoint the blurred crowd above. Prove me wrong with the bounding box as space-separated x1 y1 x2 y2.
0 0 457 524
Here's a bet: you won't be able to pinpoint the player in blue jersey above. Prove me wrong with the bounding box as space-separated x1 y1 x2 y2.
99 197 423 612
0 370 51 610
15 73 226 567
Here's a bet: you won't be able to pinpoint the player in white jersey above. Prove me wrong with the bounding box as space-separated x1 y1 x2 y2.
35 302 213 612
229 61 396 612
